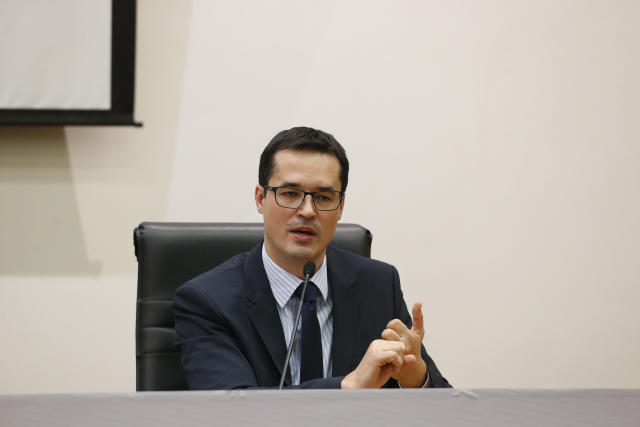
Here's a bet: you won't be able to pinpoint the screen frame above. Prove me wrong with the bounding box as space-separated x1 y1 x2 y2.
0 0 139 126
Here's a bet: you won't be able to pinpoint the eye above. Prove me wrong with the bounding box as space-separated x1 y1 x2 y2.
277 188 302 198
316 192 336 202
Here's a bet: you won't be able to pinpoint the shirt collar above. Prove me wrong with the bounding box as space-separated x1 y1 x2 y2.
262 243 329 308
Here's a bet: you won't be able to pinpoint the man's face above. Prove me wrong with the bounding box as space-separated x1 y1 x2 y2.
255 149 344 277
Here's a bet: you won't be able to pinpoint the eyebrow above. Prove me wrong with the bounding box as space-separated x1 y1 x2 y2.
277 181 339 192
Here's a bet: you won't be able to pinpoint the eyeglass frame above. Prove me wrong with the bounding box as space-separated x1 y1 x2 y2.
262 185 344 211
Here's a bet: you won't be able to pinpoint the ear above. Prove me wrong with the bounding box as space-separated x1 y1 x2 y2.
336 193 345 221
255 185 265 214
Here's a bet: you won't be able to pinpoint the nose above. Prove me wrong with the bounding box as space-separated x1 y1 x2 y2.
298 193 317 218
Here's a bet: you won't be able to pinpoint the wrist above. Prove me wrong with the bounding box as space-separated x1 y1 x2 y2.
398 360 427 388
341 373 356 389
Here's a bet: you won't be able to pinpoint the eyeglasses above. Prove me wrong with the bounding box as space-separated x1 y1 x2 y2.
263 185 344 211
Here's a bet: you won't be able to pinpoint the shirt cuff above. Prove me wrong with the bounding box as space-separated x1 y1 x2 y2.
421 371 431 388
398 370 431 388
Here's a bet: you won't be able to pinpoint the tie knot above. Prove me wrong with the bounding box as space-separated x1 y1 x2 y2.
295 281 319 303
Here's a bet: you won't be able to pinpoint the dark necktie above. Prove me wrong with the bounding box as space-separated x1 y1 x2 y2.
294 281 323 382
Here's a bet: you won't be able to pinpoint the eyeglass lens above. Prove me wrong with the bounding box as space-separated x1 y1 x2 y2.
275 188 340 210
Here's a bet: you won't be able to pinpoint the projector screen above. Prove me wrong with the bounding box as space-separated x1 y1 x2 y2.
0 0 137 126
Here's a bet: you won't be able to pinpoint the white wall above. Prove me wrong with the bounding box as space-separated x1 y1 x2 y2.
1 0 639 393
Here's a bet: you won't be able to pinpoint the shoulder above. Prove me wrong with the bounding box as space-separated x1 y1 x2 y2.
189 251 247 284
174 247 256 303
326 245 398 279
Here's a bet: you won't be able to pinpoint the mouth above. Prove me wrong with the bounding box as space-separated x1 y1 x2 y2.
290 226 317 238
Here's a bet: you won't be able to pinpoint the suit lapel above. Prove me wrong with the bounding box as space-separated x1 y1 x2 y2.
244 244 291 386
242 244 364 384
327 247 361 376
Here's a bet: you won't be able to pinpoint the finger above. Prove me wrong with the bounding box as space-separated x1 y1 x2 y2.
383 362 401 374
381 328 402 342
402 354 417 366
379 351 404 368
372 338 407 354
386 318 410 337
411 301 424 336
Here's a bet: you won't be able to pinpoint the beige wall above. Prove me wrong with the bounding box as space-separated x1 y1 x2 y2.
1 0 639 393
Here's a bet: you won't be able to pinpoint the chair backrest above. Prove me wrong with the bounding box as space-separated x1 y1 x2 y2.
134 222 372 391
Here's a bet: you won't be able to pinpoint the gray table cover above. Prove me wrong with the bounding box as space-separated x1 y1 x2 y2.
2 389 639 427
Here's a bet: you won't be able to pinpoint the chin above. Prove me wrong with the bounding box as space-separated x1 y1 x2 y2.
288 246 317 262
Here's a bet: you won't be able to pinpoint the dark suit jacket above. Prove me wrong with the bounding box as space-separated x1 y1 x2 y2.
173 243 450 389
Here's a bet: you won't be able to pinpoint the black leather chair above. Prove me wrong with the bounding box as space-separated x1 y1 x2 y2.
133 222 372 391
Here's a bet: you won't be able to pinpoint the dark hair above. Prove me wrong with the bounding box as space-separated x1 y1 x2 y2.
259 126 349 192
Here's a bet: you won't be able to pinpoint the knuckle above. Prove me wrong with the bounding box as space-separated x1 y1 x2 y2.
371 339 384 349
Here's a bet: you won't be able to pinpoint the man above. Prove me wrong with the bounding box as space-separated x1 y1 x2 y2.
173 127 450 389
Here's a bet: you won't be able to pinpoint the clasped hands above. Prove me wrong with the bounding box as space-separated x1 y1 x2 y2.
341 302 428 389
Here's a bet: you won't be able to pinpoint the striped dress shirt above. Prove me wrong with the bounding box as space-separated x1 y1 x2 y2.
262 244 333 385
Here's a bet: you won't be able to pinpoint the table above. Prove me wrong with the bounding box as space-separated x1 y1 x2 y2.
2 389 639 427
